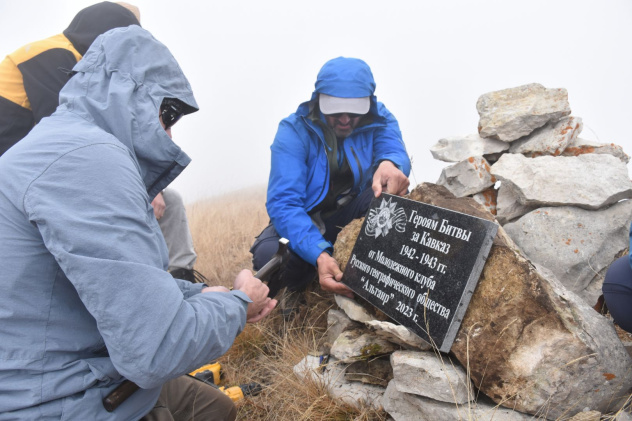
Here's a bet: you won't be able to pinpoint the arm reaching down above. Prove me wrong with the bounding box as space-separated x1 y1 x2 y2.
316 252 354 298
372 160 409 198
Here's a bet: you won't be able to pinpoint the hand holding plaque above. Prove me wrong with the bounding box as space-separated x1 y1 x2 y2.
317 252 354 298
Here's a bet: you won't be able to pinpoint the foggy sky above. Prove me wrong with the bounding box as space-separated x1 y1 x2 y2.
2 0 631 203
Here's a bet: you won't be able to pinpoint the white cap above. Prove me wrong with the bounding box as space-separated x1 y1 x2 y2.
319 93 370 115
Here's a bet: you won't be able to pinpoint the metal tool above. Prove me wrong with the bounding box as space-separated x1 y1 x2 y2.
254 237 289 282
103 238 290 412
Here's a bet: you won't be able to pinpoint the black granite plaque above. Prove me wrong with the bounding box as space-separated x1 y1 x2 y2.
342 193 498 352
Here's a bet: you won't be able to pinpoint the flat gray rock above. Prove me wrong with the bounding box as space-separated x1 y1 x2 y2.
616 410 632 421
436 156 495 197
366 320 432 351
491 153 632 210
562 137 630 163
472 188 498 217
477 83 571 142
430 133 510 162
326 308 360 347
382 381 532 421
334 294 374 323
568 410 601 421
503 200 632 305
391 350 472 404
330 329 398 363
293 355 385 410
495 183 537 224
327 370 385 410
510 116 583 156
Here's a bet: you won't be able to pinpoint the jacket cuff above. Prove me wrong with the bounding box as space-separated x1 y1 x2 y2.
305 240 333 266
176 279 207 299
230 290 253 314
376 158 402 172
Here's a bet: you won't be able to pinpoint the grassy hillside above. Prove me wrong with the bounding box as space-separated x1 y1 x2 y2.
187 188 386 420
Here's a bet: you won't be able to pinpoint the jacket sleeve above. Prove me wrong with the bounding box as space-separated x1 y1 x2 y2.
0 55 35 155
19 48 78 124
24 143 248 389
266 119 332 265
371 103 411 176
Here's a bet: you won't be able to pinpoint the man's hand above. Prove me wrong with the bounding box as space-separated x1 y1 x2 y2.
151 192 166 220
232 269 277 323
372 160 409 197
317 252 354 298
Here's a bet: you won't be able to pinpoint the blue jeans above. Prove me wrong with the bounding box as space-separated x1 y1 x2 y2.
251 188 374 298
602 255 632 333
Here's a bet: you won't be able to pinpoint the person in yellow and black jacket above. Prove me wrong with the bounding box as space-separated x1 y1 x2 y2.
0 1 140 156
0 2 204 284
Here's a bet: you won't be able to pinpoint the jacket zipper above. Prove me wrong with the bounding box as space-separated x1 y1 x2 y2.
302 116 329 211
349 146 363 188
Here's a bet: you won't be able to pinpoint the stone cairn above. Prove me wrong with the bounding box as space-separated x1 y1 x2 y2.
292 84 632 420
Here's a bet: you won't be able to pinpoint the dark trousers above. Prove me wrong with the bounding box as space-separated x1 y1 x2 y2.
141 375 236 421
602 255 632 333
251 188 374 298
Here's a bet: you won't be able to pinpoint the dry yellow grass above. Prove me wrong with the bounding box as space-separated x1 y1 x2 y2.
186 188 632 420
186 187 387 420
187 186 269 287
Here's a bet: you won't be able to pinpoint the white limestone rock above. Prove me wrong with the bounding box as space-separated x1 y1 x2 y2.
510 116 583 156
326 309 360 347
330 329 398 363
293 355 385 410
477 83 571 142
491 153 632 210
503 200 632 305
382 381 533 421
366 320 432 351
293 354 323 383
327 372 385 411
334 294 373 323
562 137 630 163
617 410 632 421
436 156 495 197
391 350 472 404
495 183 537 224
430 133 510 163
568 410 601 421
472 188 498 217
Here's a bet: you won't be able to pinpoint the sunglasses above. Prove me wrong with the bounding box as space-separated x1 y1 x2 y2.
325 112 365 119
160 98 185 129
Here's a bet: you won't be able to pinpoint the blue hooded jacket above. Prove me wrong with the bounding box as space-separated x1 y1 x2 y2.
266 57 411 265
0 26 250 420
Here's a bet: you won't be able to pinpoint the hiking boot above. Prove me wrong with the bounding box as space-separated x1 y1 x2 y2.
169 268 209 284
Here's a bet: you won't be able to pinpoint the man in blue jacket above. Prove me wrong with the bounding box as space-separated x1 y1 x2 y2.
0 26 275 420
251 57 411 314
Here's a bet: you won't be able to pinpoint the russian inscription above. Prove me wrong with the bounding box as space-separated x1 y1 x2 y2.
342 194 498 352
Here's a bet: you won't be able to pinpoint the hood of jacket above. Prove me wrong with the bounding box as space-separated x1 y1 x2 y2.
63 1 141 56
314 56 376 98
58 25 198 198
301 57 382 121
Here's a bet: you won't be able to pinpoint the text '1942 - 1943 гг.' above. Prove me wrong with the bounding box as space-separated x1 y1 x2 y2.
342 193 498 352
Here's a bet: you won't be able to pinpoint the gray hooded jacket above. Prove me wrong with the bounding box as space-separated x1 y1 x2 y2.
0 26 249 420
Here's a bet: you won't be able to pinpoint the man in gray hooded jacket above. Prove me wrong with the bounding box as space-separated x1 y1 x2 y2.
0 25 275 420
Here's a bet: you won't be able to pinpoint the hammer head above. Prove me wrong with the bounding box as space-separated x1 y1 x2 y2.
254 237 290 283
276 237 289 263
